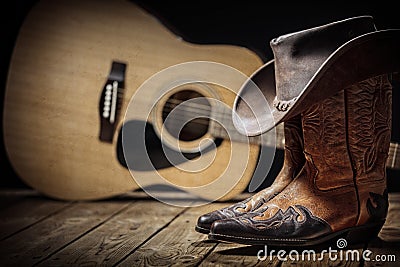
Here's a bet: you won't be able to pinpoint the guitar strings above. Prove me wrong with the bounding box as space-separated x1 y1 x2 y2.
161 100 285 138
165 98 213 111
160 107 285 144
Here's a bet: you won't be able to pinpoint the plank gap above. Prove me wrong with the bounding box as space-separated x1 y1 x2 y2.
33 202 133 266
36 200 185 266
1 202 75 241
114 206 190 266
194 241 219 267
0 201 132 266
116 202 230 266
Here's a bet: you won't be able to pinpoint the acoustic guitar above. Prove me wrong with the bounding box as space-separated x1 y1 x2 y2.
4 0 399 202
3 0 280 201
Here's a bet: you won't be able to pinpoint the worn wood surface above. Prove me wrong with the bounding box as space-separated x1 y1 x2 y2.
0 189 399 266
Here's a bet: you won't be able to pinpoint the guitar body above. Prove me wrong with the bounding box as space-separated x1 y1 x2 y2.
3 0 263 200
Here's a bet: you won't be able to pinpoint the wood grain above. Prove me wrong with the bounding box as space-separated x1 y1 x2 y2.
199 242 281 266
280 250 363 267
0 190 399 266
117 203 228 266
0 201 131 265
0 196 71 240
37 200 184 266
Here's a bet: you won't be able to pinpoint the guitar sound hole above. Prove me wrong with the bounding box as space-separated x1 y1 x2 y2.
162 90 211 142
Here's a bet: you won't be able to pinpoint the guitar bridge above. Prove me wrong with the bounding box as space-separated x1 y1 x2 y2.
99 61 126 142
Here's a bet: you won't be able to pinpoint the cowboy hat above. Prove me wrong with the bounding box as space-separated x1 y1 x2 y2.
233 15 400 136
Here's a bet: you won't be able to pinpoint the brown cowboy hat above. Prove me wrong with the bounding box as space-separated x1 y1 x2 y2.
233 16 400 136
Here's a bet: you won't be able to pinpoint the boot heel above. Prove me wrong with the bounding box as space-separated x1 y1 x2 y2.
344 221 385 244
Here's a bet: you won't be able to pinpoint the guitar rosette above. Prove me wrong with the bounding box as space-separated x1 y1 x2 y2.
122 61 276 207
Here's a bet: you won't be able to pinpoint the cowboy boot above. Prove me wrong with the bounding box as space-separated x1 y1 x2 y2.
195 114 305 234
209 75 392 246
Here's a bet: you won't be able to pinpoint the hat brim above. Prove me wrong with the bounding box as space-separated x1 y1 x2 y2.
233 29 400 136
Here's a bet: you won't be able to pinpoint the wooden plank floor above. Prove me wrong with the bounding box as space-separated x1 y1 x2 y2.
0 189 399 266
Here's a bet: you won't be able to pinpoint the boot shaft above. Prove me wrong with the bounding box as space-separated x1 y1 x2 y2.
281 114 305 179
301 75 392 183
346 75 392 183
301 74 392 224
302 90 354 191
346 75 392 225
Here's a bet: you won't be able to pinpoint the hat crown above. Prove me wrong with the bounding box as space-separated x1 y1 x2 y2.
271 16 376 102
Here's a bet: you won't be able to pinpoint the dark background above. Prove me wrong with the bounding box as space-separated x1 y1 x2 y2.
1 1 399 190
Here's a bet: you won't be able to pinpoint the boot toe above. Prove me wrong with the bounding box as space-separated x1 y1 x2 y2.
209 218 259 244
210 218 243 237
195 211 226 234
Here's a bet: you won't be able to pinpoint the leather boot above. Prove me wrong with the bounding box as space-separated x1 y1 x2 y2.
209 75 392 246
195 115 305 234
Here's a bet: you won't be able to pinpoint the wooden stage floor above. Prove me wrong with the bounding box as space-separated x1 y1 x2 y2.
0 188 399 266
